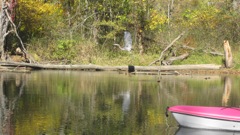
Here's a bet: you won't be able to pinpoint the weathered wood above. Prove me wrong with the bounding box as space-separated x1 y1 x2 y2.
223 40 233 68
208 51 224 56
162 53 189 65
132 71 180 75
181 45 195 50
149 31 185 66
0 62 222 71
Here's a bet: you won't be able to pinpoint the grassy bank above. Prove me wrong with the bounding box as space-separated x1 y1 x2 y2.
27 39 240 69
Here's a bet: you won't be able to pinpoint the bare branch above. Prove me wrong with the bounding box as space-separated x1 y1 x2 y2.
181 44 195 50
149 31 185 66
161 53 189 65
3 8 36 63
2 29 14 39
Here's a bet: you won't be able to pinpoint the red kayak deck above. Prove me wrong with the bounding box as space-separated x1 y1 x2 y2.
169 105 240 121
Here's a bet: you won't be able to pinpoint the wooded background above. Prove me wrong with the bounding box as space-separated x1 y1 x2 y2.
1 0 240 66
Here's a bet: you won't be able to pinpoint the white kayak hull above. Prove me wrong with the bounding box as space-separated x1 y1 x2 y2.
172 112 240 131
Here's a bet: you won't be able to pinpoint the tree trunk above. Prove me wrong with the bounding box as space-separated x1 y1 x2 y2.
223 40 233 68
0 1 10 60
137 28 144 55
92 10 99 45
0 0 17 61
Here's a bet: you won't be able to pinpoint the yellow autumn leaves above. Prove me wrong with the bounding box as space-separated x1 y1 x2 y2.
182 5 220 29
17 0 63 34
148 9 168 31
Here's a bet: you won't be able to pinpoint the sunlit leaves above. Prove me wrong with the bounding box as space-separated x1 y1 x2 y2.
17 0 63 38
148 9 167 31
52 39 77 61
182 4 220 29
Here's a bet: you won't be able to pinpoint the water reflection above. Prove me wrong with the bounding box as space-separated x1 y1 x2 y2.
176 127 240 135
0 71 239 134
0 73 26 134
222 77 232 106
113 90 131 114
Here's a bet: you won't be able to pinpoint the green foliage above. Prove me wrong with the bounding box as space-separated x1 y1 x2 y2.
95 21 125 39
182 3 220 29
15 0 240 68
175 52 223 65
232 49 240 69
17 0 63 39
148 9 168 31
52 40 77 62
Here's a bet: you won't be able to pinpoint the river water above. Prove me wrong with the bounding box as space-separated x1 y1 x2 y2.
0 71 240 135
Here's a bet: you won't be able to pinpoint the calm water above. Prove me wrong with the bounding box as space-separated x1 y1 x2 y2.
1 71 240 135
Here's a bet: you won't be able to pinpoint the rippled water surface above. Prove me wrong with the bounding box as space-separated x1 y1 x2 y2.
1 71 240 135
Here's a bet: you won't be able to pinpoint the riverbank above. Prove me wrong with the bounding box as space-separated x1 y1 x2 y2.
1 61 239 75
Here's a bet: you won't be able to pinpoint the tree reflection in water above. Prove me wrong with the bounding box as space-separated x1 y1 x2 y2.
0 73 26 135
222 77 232 106
0 71 239 135
113 90 131 114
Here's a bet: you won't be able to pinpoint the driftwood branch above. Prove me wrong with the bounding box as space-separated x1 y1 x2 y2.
181 44 223 56
203 50 224 56
161 53 189 65
149 31 185 66
202 47 224 56
181 45 195 50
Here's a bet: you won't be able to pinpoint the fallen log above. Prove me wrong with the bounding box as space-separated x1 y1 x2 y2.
0 62 222 71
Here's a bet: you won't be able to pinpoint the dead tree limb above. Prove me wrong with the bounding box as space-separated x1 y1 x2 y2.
181 44 195 50
3 3 36 63
203 50 224 56
149 31 185 66
161 53 189 65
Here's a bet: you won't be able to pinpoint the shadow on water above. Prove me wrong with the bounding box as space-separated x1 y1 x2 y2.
0 71 240 134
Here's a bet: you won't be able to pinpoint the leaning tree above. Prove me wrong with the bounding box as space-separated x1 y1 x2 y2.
0 0 29 62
